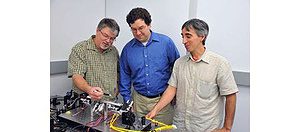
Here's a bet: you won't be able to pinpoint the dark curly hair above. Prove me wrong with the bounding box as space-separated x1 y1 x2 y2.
126 7 152 26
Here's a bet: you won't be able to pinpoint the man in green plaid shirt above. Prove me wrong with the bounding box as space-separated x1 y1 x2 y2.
67 18 120 101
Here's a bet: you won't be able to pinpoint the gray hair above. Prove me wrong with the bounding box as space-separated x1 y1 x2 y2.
181 18 209 45
97 18 120 37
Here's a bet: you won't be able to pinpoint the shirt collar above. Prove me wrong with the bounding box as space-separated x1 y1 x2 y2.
131 30 160 47
187 49 210 64
87 35 112 53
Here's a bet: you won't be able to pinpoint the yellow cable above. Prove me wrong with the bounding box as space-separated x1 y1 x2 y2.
153 125 177 131
145 117 176 131
109 114 140 132
145 117 167 126
109 113 176 132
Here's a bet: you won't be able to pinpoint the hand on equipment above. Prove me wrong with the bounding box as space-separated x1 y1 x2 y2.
88 87 104 100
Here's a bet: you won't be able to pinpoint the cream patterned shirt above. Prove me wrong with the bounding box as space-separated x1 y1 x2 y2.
168 50 238 131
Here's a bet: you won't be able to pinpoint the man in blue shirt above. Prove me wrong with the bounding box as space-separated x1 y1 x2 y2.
119 7 180 125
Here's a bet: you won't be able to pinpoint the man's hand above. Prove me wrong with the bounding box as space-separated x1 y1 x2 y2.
87 87 104 100
146 85 177 119
72 74 104 100
212 127 231 132
145 108 158 119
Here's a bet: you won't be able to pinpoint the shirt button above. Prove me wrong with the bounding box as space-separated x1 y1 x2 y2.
146 74 149 76
147 83 150 85
145 55 147 57
145 64 148 67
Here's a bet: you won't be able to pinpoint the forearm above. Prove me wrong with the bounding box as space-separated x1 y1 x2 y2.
72 74 92 94
115 73 120 96
223 93 237 131
152 85 176 112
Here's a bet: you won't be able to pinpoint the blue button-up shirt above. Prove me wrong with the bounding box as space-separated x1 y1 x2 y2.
119 31 180 102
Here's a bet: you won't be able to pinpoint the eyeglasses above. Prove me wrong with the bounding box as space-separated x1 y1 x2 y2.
99 30 116 42
131 25 146 33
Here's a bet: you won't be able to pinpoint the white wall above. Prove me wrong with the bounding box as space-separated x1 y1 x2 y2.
197 0 250 72
105 0 189 57
50 0 105 61
50 0 249 73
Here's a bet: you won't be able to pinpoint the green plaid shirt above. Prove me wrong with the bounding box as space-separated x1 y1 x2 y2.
67 35 119 100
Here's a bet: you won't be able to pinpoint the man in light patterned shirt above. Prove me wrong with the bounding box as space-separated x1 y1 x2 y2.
146 19 239 132
68 18 120 101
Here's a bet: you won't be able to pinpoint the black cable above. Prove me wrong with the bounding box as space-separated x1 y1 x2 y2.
53 122 68 129
70 125 86 132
